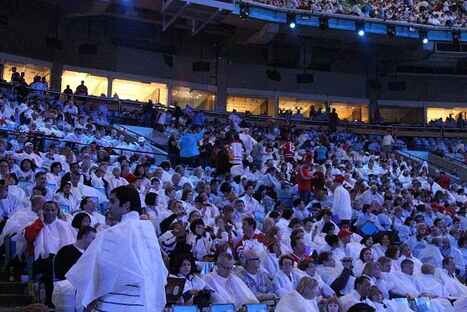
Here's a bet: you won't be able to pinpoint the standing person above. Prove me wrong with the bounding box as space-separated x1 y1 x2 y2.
179 127 203 167
332 175 352 226
381 131 395 156
329 108 339 133
66 185 168 312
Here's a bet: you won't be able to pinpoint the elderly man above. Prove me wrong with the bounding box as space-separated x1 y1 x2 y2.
275 276 320 312
203 252 258 308
235 249 276 301
25 201 76 307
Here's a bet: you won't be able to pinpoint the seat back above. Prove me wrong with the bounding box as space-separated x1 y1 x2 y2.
173 305 199 312
246 303 268 312
210 303 236 312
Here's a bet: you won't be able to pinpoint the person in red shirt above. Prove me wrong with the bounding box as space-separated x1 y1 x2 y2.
437 171 451 190
281 139 295 163
235 217 267 257
296 153 313 202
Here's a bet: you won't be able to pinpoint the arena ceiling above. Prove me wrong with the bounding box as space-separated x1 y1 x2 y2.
38 0 467 73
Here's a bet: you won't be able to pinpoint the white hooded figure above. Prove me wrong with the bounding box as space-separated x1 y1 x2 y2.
67 185 168 312
332 175 352 222
275 276 320 312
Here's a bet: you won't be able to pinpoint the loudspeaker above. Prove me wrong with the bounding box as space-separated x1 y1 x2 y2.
46 36 62 50
192 61 210 72
296 73 314 84
78 43 98 55
266 69 281 81
388 81 406 91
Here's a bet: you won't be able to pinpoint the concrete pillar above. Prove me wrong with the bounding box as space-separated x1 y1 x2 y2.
107 77 113 98
167 80 173 106
50 62 63 92
214 58 227 112
268 95 278 116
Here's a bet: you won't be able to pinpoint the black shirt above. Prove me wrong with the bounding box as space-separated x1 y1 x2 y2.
54 244 82 280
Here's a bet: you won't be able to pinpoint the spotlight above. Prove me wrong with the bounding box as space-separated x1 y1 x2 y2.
319 16 328 30
419 30 428 44
239 2 249 18
356 21 365 37
287 14 296 29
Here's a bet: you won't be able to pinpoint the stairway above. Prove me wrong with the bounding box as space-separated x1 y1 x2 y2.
0 266 35 310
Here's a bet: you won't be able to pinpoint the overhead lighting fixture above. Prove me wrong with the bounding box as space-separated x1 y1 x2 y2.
356 21 365 37
319 16 328 30
239 2 249 18
287 13 296 29
419 30 429 44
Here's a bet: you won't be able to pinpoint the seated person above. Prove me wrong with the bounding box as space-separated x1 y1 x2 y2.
203 252 258 308
168 253 211 306
235 249 276 301
25 201 76 307
339 276 372 312
273 255 304 296
275 276 320 312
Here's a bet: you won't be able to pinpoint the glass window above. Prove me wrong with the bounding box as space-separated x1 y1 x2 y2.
279 97 324 118
61 70 108 97
172 87 215 111
331 103 369 122
379 107 425 124
226 96 268 115
112 79 168 104
426 107 467 122
2 62 51 85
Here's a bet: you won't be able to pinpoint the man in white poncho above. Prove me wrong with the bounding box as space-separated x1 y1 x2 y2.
332 175 352 224
66 185 168 312
203 252 258 308
275 276 320 312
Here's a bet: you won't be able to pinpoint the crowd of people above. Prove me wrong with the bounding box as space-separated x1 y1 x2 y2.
0 80 466 312
251 0 467 27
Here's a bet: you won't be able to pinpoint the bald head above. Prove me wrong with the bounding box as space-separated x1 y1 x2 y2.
296 276 319 299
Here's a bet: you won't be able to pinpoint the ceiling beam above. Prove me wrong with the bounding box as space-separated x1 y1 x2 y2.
162 2 189 31
192 9 222 36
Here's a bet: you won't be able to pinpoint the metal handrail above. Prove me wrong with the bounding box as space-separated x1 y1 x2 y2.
0 128 167 157
239 0 467 31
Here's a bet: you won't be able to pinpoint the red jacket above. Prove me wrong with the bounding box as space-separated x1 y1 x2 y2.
24 218 44 256
296 164 313 193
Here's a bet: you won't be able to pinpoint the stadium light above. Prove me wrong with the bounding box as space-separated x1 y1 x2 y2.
239 2 249 18
419 30 429 44
287 14 296 29
356 21 365 37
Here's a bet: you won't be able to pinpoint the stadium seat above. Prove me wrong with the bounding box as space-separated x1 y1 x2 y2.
173 305 199 312
245 303 268 312
210 303 236 312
